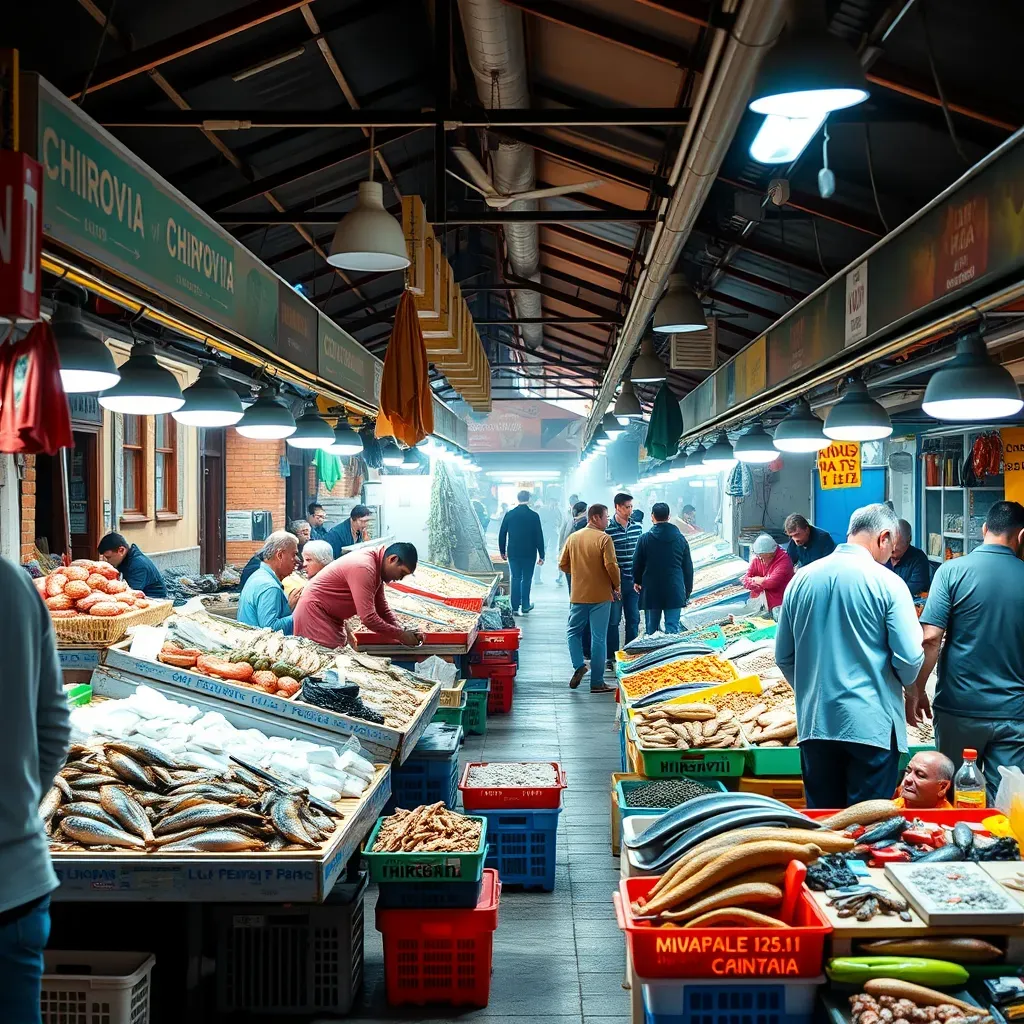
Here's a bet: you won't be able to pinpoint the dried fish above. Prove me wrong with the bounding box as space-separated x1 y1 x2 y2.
160 829 265 853
100 786 154 843
61 816 148 850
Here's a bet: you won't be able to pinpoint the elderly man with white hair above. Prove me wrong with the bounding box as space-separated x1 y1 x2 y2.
237 530 299 634
775 503 925 808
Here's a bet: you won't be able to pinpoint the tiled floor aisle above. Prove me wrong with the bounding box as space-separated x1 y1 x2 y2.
348 580 629 1023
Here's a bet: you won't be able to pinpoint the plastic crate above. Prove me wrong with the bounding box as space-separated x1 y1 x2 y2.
390 579 485 612
468 659 519 679
737 775 806 807
615 776 727 823
376 869 501 1007
438 679 466 707
627 730 748 779
742 740 801 776
616 876 831 979
469 629 521 661
464 679 489 735
431 690 467 729
478 807 561 891
376 876 484 910
641 975 823 1024
214 873 366 1016
41 951 155 1024
363 815 488 883
385 723 462 813
459 761 566 810
487 667 515 714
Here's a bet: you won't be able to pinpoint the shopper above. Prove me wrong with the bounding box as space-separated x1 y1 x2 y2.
910 500 1024 803
775 503 924 808
784 513 835 569
742 534 794 613
326 505 372 558
632 502 693 634
559 504 621 693
237 530 298 633
675 503 700 535
294 541 423 649
887 519 931 596
498 490 545 615
284 539 334 602
0 557 70 1019
289 519 312 551
605 492 642 662
97 532 167 599
557 499 587 588
307 501 330 541
893 750 955 810
239 546 264 589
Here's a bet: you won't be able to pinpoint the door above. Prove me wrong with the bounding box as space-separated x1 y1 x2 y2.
199 428 226 574
35 429 101 560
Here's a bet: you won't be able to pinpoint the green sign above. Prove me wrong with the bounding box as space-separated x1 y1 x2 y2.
31 76 278 349
278 281 318 373
318 312 381 406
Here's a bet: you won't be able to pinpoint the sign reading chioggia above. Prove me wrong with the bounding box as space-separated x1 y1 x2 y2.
817 441 861 490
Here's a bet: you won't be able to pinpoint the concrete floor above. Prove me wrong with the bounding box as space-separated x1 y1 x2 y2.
348 581 629 1023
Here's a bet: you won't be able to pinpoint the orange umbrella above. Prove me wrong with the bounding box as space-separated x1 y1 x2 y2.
376 290 434 446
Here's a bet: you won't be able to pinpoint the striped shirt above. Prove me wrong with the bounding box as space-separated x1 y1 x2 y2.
606 516 643 579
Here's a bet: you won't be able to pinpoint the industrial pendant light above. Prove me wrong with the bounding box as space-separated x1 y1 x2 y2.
653 274 707 334
287 404 336 449
749 1 869 118
235 385 296 439
613 379 643 422
687 444 708 470
824 377 892 441
630 337 668 383
328 419 364 455
702 431 737 469
773 398 829 452
98 342 184 414
50 287 121 393
592 425 611 447
734 421 778 464
401 448 421 471
380 440 405 467
173 364 244 427
922 333 1023 421
328 129 410 273
601 412 624 441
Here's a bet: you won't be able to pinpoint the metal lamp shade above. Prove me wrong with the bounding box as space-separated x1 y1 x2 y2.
824 378 892 440
922 335 1023 421
702 430 736 468
328 421 364 455
98 343 184 414
236 387 297 439
287 407 336 449
613 380 643 420
592 425 611 446
686 445 708 468
734 422 778 463
773 398 829 452
653 274 707 333
51 297 121 393
380 440 405 466
328 181 410 272
630 336 668 383
173 364 244 426
601 412 624 440
401 448 421 470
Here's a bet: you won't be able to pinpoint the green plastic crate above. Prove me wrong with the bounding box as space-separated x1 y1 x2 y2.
615 776 727 822
432 691 467 728
63 683 93 708
363 815 488 883
464 680 489 735
627 723 747 778
899 743 935 771
744 743 801 776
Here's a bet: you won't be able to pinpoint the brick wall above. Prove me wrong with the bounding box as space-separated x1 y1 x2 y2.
225 432 286 564
21 455 36 562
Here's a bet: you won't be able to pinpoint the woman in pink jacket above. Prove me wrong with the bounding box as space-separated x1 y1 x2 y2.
742 534 795 612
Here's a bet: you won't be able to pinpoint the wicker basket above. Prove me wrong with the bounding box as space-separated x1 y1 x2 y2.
51 600 174 646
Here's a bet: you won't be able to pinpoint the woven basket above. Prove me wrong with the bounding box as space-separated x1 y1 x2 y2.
52 600 174 647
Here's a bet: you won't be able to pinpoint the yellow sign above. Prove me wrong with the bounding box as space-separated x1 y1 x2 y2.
1002 427 1024 505
817 442 861 490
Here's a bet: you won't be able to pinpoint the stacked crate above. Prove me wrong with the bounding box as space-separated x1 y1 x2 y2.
467 628 520 715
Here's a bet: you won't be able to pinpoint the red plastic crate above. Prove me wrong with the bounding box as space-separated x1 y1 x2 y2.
376 869 501 1007
468 661 518 679
356 628 473 645
804 808 993 827
472 629 521 652
390 580 485 612
486 668 515 713
459 761 567 810
615 875 831 980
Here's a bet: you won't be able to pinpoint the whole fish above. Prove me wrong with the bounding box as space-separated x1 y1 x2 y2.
159 829 265 853
151 827 207 848
67 773 124 790
153 803 266 836
105 751 158 790
39 786 62 823
166 781 255 800
103 739 187 771
150 766 175 788
100 786 154 843
231 766 269 793
271 796 318 848
53 776 74 801
60 816 147 850
59 802 122 829
69 789 103 803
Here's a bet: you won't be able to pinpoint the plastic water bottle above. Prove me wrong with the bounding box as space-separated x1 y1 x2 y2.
954 748 987 809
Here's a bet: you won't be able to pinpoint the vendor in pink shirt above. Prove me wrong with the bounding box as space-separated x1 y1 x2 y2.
293 542 423 649
742 533 795 612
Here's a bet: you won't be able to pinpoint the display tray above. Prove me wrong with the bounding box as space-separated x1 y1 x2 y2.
101 644 439 765
690 556 749 597
742 738 801 776
49 599 174 646
58 645 103 669
354 623 478 647
50 762 391 903
625 720 748 777
821 988 981 1024
390 563 494 612
885 860 1024 927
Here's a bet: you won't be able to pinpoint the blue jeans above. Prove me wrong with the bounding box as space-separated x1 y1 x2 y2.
508 557 534 612
568 602 612 689
645 608 681 634
0 895 50 1023
565 575 590 656
607 578 640 659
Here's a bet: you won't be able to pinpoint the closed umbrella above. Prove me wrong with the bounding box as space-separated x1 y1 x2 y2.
644 382 683 461
376 291 434 447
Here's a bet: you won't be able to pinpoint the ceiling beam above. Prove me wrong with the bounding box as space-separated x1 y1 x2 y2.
539 242 630 282
475 316 621 325
631 0 713 27
707 290 781 322
464 276 616 318
717 265 805 301
700 228 826 279
543 224 635 261
68 0 310 99
218 208 655 226
538 264 624 304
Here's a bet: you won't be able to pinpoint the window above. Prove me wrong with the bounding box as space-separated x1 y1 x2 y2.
154 414 177 513
122 416 144 515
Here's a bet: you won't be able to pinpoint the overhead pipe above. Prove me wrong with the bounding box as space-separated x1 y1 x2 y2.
584 0 789 440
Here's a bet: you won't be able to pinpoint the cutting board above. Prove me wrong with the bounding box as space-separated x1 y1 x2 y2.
885 860 1024 927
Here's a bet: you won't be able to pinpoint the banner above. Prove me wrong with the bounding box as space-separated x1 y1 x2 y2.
1002 427 1024 505
817 441 861 490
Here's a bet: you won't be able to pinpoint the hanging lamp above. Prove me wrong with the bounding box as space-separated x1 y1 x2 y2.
173 364 244 426
702 431 737 469
328 419 364 456
613 379 643 421
287 404 336 448
824 377 892 440
51 287 121 393
592 425 611 447
686 444 708 469
601 412 624 441
653 274 707 334
630 336 668 383
380 440 405 467
98 342 184 415
922 333 1023 421
772 398 829 452
235 385 297 439
734 421 778 464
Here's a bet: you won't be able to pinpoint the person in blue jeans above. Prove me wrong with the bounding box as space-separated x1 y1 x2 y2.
0 558 71 1021
498 490 545 614
605 492 643 662
632 501 694 634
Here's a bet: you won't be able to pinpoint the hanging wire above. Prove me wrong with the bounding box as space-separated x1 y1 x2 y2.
78 0 119 106
919 0 970 164
863 124 890 234
811 219 829 278
368 127 375 182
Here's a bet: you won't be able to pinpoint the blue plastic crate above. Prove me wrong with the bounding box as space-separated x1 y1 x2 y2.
376 876 483 910
641 977 821 1024
477 807 561 891
385 724 462 813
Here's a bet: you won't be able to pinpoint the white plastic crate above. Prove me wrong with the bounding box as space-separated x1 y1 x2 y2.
41 950 154 1024
641 974 823 1024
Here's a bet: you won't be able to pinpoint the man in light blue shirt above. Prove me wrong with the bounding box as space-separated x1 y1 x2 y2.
237 530 298 634
776 503 924 808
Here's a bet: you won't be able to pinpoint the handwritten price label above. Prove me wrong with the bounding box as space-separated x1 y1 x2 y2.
817 442 862 490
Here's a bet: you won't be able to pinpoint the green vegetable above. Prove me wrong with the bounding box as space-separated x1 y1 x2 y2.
272 661 302 680
826 957 969 986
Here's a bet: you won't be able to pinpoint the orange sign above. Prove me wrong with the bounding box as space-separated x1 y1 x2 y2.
1002 427 1024 505
817 442 861 490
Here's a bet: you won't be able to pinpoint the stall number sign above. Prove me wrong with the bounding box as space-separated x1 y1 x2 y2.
1003 427 1024 505
817 442 861 490
654 931 804 976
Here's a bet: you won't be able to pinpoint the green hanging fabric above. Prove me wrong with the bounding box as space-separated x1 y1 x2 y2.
644 381 683 461
314 448 342 492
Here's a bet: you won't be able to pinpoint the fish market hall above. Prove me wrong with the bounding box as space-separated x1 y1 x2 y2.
5 2 1024 1022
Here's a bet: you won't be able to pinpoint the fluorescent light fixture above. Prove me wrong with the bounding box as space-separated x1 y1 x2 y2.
630 336 668 383
173 364 244 427
50 289 121 393
328 181 410 273
750 113 826 164
601 412 624 440
653 274 707 334
485 470 561 480
702 430 736 469
287 406 335 449
232 46 305 82
328 421 363 456
922 334 1023 421
773 398 829 452
98 342 184 415
380 441 405 467
613 379 643 420
734 421 778 464
235 386 296 439
824 378 892 441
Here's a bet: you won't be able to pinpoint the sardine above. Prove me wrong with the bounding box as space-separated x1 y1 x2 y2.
159 829 265 853
231 766 269 792
100 786 154 843
68 773 124 790
150 827 207 848
150 766 175 788
271 796 318 848
105 751 158 790
59 802 122 829
39 786 62 823
69 789 103 803
166 781 254 800
153 803 266 836
60 815 147 850
103 739 186 771
53 776 74 801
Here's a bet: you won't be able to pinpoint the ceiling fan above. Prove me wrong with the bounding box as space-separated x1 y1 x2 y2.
448 145 603 209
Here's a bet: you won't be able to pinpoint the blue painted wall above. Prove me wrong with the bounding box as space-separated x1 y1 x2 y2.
812 467 887 545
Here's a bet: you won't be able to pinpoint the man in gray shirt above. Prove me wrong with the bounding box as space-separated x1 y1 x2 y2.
910 500 1024 803
0 559 70 1017
776 503 924 808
